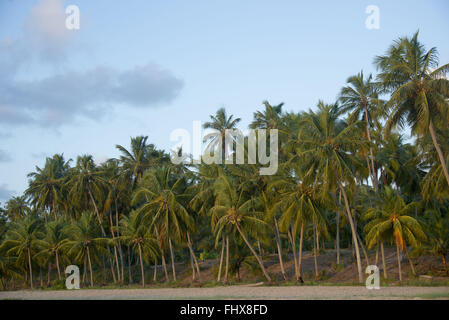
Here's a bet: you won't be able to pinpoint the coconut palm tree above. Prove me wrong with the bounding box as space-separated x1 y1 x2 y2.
212 173 271 282
364 187 426 281
294 102 367 283
422 204 449 275
133 167 194 281
62 212 109 287
35 218 69 280
5 196 31 221
0 216 44 289
119 210 159 287
26 154 71 220
67 155 108 236
375 31 449 188
339 71 383 191
271 164 328 280
203 108 241 164
116 136 169 188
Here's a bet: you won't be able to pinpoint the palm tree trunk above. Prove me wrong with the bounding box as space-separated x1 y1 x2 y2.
87 187 106 236
137 243 145 287
364 105 378 192
357 232 370 266
168 238 176 281
87 246 94 287
298 222 304 281
187 232 201 281
55 251 61 280
235 222 271 282
381 242 387 279
47 263 51 286
39 267 43 288
153 259 158 282
161 253 169 281
313 224 319 279
127 245 133 284
257 241 263 257
336 212 340 265
274 218 287 280
404 246 416 276
217 236 225 282
288 228 299 281
442 254 448 276
396 243 402 282
190 254 196 280
338 182 363 283
113 245 121 283
27 248 33 289
154 226 169 281
429 121 449 188
224 235 229 283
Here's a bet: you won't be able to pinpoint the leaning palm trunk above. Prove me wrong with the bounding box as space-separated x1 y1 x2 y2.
357 232 370 266
235 222 271 282
396 243 402 282
381 244 387 280
27 248 33 289
137 243 145 287
187 232 201 281
224 235 229 283
429 121 449 188
298 223 304 281
274 218 287 280
404 246 416 276
87 187 106 236
56 251 61 280
87 246 94 287
169 238 176 281
338 182 363 283
217 236 225 282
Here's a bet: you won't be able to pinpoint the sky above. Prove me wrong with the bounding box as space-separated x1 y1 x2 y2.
0 0 448 202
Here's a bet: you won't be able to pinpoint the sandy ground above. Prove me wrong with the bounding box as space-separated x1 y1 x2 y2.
1 286 448 300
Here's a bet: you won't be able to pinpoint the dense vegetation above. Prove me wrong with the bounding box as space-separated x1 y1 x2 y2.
1 32 448 289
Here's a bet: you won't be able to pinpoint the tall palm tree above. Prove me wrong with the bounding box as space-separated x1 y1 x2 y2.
5 196 31 221
364 187 426 281
116 136 168 188
375 31 449 188
271 164 328 281
62 212 109 287
294 102 367 283
119 210 159 287
250 101 284 130
35 218 69 280
339 71 383 191
133 167 194 281
0 216 44 289
212 173 271 282
203 108 241 164
68 155 107 235
26 154 71 220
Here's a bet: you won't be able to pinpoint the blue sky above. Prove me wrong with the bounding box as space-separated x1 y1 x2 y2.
0 0 448 202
